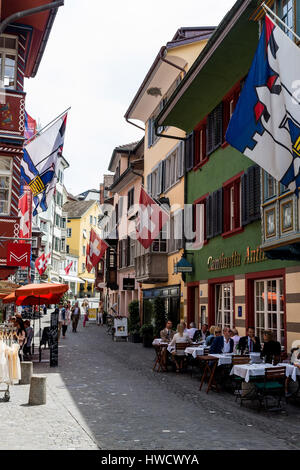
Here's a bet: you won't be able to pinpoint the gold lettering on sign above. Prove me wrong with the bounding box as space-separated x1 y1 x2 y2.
208 247 266 271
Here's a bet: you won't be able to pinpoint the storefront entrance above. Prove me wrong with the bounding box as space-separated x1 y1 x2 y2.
143 285 180 326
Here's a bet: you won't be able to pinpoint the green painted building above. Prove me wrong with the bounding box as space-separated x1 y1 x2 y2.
156 0 300 351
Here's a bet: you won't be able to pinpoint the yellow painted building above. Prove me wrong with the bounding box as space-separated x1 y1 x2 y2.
63 199 101 297
125 27 215 325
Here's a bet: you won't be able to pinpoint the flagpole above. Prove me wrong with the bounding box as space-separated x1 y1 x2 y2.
24 106 71 146
261 3 300 43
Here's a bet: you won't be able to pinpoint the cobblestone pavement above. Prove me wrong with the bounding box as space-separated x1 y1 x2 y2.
1 317 300 450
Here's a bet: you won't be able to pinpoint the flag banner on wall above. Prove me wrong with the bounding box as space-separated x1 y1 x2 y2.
24 111 37 141
86 228 109 273
20 112 68 215
136 187 169 249
35 252 51 275
18 191 31 240
226 15 300 195
64 261 73 275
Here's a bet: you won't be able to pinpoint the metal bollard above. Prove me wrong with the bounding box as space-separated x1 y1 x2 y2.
28 375 47 405
19 361 33 385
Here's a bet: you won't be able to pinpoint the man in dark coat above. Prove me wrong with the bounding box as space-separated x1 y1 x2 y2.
238 326 261 354
210 327 234 354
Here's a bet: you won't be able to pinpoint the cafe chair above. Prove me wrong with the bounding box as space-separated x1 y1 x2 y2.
230 356 251 401
173 342 190 372
253 366 287 412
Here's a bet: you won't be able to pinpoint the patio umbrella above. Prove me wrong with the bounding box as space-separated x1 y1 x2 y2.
15 283 68 298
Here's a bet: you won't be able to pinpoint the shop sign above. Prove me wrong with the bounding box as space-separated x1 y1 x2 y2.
123 278 135 291
208 246 267 272
6 243 31 267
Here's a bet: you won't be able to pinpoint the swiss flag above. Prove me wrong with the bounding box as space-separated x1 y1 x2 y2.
136 187 169 249
64 261 73 275
86 228 108 273
35 252 50 275
18 191 32 240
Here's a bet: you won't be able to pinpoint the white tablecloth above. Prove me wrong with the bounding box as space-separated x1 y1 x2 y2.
209 353 233 366
185 346 207 358
230 363 299 383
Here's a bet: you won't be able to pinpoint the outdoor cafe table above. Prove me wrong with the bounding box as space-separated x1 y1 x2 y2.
185 345 207 358
230 362 300 383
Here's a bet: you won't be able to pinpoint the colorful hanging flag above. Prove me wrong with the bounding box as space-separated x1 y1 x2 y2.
86 228 108 273
18 189 32 240
24 111 37 141
136 187 169 249
35 252 50 275
64 261 73 275
226 15 300 194
20 112 68 215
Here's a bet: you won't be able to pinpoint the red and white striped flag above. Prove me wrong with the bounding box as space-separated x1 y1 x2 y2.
64 261 73 275
136 187 169 249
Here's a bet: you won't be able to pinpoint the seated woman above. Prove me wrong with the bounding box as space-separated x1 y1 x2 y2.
260 330 281 364
230 328 241 354
169 323 192 372
291 341 300 369
205 326 216 346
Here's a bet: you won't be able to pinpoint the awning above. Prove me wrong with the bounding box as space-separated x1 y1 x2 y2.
60 275 85 284
81 278 95 284
156 0 260 133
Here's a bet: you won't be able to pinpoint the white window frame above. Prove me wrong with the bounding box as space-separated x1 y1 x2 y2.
216 283 234 330
0 34 18 89
0 155 12 215
255 278 284 344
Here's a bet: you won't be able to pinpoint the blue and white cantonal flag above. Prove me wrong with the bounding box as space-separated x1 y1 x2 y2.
20 113 68 216
226 15 300 195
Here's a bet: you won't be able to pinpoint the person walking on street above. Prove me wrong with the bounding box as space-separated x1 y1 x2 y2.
23 320 34 359
71 301 81 332
97 300 104 326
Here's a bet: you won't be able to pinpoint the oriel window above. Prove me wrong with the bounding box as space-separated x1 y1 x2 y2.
0 35 18 89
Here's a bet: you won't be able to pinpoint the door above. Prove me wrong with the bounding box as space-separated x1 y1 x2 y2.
215 283 233 329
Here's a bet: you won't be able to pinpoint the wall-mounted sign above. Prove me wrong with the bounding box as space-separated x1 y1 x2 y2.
6 243 31 267
207 246 267 272
123 278 135 291
238 306 242 318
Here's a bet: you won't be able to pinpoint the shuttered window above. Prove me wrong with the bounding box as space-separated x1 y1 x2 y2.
185 132 194 172
241 165 261 226
206 189 223 240
206 103 223 156
223 174 242 237
194 123 207 167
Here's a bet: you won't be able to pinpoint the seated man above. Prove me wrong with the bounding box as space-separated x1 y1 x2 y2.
193 323 209 342
187 322 198 340
260 330 281 364
238 326 261 355
210 327 234 354
160 320 175 342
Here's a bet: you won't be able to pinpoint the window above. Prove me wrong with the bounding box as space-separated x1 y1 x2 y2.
152 225 167 253
67 228 72 237
279 0 294 39
216 283 234 330
223 175 242 237
194 126 207 167
127 188 134 210
0 156 12 214
163 150 177 191
241 165 261 226
206 189 223 240
0 35 18 89
206 103 223 156
264 172 276 200
61 238 66 252
90 215 93 224
255 278 284 344
82 245 86 256
223 85 240 142
82 263 85 272
94 217 97 226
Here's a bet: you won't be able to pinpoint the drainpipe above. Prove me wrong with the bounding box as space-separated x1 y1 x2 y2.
125 117 145 132
0 1 64 35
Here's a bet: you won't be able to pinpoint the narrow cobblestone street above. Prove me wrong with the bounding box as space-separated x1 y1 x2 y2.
1 318 300 450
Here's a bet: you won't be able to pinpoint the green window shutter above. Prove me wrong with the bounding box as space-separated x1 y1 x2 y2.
206 194 213 239
212 188 223 237
185 132 194 172
207 103 223 156
241 172 249 226
147 174 152 196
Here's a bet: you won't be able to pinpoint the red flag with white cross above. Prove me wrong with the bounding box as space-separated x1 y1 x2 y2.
86 228 108 273
136 187 169 249
64 261 73 275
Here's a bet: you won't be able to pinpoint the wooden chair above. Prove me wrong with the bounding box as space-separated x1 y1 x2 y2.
198 355 220 393
173 342 190 372
231 356 251 399
253 366 287 411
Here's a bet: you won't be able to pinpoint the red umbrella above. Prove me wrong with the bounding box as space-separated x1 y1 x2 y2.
3 283 68 305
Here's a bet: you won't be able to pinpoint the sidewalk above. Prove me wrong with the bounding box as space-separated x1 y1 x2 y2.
0 311 99 450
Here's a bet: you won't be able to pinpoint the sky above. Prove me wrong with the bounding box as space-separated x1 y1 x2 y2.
25 0 237 197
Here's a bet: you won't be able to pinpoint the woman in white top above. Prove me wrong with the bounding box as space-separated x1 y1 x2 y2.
170 323 192 372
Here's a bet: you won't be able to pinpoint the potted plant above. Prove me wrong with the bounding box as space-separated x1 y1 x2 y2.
128 300 141 343
139 324 154 347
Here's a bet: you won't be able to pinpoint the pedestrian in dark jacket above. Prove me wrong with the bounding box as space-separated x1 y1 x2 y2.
238 326 261 354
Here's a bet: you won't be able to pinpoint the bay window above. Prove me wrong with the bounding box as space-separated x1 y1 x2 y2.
0 35 18 89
